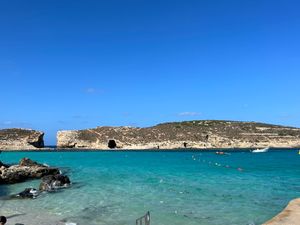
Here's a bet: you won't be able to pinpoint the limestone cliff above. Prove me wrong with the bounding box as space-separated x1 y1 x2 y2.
0 128 44 150
56 120 300 149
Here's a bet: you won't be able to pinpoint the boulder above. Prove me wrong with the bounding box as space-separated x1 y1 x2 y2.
15 188 39 199
0 158 60 184
19 157 44 167
39 174 71 192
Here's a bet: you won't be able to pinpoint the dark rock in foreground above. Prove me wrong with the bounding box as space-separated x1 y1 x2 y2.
12 174 71 199
0 161 10 168
8 161 71 199
15 188 39 199
0 158 60 184
39 174 71 192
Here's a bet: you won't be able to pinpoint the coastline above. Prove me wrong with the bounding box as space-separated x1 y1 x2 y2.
0 147 299 152
5 198 299 225
1 150 299 225
2 121 300 151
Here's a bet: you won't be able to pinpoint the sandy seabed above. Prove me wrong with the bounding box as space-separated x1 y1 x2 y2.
1 210 76 225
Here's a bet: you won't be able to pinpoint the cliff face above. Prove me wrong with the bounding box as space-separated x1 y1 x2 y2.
0 128 44 150
56 120 300 149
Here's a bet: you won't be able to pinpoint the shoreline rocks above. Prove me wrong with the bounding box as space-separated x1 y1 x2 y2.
13 174 71 199
0 158 60 184
39 174 71 192
16 188 39 199
2 158 72 199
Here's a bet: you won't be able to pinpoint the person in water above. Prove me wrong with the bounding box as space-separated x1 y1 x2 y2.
0 216 7 225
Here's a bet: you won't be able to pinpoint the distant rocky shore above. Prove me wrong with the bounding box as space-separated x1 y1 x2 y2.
1 120 300 150
57 120 300 150
0 128 44 150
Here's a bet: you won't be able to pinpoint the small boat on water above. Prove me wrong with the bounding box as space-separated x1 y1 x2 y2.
216 151 225 155
252 147 269 153
215 151 231 155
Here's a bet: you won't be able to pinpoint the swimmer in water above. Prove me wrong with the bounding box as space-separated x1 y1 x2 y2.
0 216 7 225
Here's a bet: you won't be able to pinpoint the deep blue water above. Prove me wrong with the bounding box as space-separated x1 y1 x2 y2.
0 150 299 225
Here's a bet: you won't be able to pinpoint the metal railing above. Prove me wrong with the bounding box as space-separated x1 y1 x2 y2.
136 211 150 225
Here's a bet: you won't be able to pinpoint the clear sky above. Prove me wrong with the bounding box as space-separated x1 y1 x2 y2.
0 0 299 145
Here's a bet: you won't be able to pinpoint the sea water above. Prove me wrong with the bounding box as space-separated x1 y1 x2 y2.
0 150 299 225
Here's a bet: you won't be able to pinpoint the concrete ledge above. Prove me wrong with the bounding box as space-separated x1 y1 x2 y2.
263 198 300 225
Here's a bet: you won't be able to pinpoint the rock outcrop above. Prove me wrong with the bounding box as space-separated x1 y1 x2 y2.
15 188 39 199
263 198 300 225
8 162 71 199
0 158 59 184
39 174 71 192
0 128 44 150
56 120 300 149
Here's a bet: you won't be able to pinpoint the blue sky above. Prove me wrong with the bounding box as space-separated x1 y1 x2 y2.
0 0 300 144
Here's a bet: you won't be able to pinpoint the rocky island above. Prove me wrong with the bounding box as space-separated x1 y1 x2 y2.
0 128 44 150
57 120 300 149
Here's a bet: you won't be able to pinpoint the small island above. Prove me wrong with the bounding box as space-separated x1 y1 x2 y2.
0 128 44 150
56 120 300 150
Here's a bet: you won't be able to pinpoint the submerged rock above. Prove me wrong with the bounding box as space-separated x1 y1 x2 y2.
39 174 71 192
0 157 60 184
15 188 39 199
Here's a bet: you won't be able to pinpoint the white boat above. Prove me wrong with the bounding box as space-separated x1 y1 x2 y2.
252 147 269 153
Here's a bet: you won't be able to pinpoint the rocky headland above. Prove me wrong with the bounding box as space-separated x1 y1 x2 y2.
0 128 44 150
56 120 300 149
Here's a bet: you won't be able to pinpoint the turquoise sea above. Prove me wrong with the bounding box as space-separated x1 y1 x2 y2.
0 150 299 225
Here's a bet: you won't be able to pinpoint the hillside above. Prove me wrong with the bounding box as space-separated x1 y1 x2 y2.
0 128 44 150
56 120 300 149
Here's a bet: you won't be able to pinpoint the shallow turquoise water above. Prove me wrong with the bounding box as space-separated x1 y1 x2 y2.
0 150 300 225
